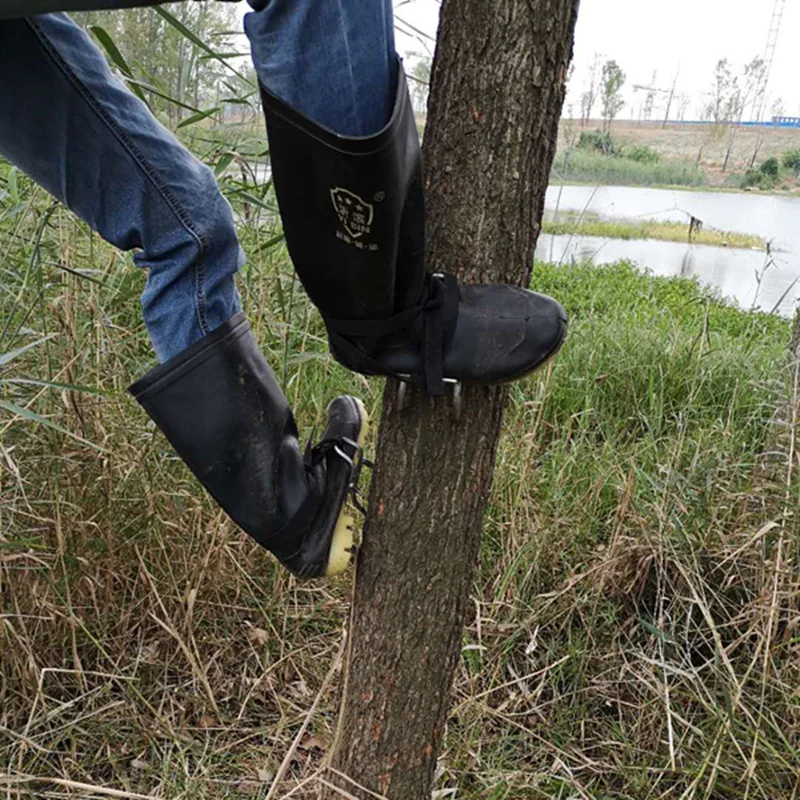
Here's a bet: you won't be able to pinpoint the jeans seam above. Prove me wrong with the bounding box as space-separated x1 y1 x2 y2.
334 0 360 136
194 239 209 333
27 17 211 337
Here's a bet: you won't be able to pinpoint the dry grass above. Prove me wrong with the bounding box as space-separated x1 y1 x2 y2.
2 170 799 799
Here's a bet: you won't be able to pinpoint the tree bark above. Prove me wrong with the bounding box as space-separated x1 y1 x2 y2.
323 1 580 797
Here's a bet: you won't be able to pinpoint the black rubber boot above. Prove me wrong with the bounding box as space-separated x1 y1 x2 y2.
260 61 567 396
129 313 369 580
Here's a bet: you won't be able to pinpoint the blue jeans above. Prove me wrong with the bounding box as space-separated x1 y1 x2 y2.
0 2 395 363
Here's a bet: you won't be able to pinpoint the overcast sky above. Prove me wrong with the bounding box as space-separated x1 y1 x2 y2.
238 0 799 120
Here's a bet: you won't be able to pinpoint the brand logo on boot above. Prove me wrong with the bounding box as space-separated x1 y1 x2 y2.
330 188 377 250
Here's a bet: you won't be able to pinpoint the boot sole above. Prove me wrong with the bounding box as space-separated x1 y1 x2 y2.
333 317 569 390
325 397 370 577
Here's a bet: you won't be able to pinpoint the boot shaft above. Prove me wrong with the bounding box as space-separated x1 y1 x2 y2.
129 314 307 547
261 62 426 322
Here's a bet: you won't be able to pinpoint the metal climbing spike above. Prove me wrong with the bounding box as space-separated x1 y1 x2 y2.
397 378 409 412
446 378 463 422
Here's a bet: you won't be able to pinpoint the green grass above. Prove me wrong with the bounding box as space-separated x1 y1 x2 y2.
2 149 799 799
552 147 708 187
543 212 766 249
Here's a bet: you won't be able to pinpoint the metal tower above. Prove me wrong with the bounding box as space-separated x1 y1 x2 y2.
754 0 786 121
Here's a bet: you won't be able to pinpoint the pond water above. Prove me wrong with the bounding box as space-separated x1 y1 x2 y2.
538 185 800 317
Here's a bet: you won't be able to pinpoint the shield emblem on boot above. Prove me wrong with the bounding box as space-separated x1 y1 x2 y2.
330 188 374 239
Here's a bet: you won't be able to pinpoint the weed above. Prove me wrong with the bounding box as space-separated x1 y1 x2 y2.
1 139 798 800
552 147 707 187
543 212 765 249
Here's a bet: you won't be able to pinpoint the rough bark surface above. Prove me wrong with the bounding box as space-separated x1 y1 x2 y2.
323 2 580 797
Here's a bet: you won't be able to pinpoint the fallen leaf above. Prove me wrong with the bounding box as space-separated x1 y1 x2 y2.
288 680 311 701
300 733 331 751
247 626 270 646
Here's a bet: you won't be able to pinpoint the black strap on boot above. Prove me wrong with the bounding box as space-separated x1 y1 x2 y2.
322 272 460 395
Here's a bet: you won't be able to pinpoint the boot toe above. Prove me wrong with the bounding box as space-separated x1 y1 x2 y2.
340 283 567 388
323 395 368 447
518 289 568 376
443 285 567 384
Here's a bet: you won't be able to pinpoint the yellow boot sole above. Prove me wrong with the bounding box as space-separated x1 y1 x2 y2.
325 397 370 577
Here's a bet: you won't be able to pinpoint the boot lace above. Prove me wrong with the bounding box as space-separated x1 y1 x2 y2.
304 435 374 516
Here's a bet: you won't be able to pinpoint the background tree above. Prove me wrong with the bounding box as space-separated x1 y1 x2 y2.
722 56 765 172
677 92 691 121
600 58 626 131
707 58 736 125
697 57 763 171
78 3 244 125
580 52 601 127
408 54 432 116
783 149 800 178
321 0 581 798
696 70 726 166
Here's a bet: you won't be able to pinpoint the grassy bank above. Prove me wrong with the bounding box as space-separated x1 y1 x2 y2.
2 150 799 798
543 213 766 249
551 147 707 187
558 120 800 191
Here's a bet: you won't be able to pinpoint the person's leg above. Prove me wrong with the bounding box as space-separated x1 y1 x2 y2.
0 13 242 363
249 1 568 396
0 13 369 579
244 0 396 137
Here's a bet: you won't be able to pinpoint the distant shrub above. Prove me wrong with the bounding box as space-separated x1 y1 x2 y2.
759 157 780 179
741 167 776 190
578 129 617 156
782 149 800 178
626 145 661 164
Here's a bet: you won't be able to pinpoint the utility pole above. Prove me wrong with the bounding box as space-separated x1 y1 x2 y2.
753 0 786 122
644 70 657 122
632 68 678 127
662 68 680 128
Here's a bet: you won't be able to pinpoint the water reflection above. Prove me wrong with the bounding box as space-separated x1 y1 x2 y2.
541 185 800 316
536 234 797 315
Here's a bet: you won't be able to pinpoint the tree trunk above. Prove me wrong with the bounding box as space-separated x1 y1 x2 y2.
723 123 737 173
322 1 580 798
